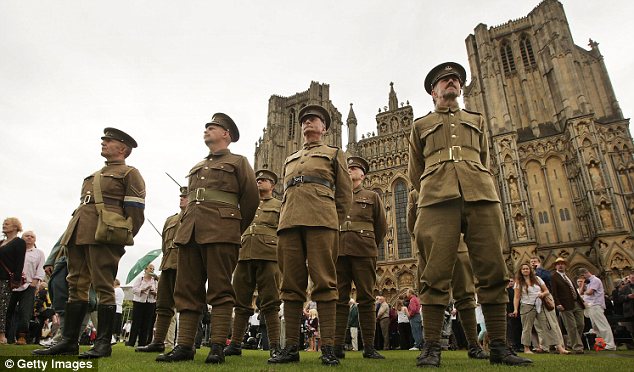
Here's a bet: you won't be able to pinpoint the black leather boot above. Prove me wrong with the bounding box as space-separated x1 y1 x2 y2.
223 341 242 356
467 344 489 359
269 344 281 359
267 344 300 364
156 345 195 362
79 304 116 359
205 343 225 364
416 341 442 368
363 346 385 359
333 344 345 359
32 302 88 356
489 340 533 366
320 345 340 366
136 342 166 353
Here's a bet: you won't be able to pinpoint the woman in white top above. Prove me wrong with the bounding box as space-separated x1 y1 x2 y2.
396 300 412 350
126 264 157 347
512 263 569 354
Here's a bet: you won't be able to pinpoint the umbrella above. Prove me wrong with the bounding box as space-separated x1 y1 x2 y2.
126 249 161 284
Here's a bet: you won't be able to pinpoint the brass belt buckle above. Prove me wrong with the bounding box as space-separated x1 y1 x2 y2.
195 188 205 201
82 195 91 204
293 175 304 185
450 146 462 162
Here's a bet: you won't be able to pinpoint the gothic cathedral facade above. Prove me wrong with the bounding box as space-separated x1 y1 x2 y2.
254 0 634 303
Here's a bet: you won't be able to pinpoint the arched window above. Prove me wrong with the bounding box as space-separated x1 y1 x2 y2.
374 188 386 261
559 209 565 221
500 41 516 74
538 212 544 224
519 35 537 68
393 180 411 259
543 211 549 223
564 208 571 221
287 109 296 140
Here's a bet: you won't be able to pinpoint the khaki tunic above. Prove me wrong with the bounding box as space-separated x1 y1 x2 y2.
408 106 507 306
63 160 146 305
159 212 181 271
335 186 387 347
239 197 281 261
174 149 259 245
278 140 352 303
233 196 282 321
173 148 259 314
62 160 146 246
338 186 387 257
278 141 352 231
408 107 499 206
155 211 183 329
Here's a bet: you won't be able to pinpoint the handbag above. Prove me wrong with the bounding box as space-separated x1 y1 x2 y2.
543 293 555 311
0 258 27 290
92 171 134 246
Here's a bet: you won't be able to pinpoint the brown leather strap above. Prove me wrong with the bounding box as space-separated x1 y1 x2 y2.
339 221 374 233
424 146 481 168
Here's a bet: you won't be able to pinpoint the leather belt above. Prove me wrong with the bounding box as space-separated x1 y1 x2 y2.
188 188 239 207
243 224 277 237
81 195 123 207
339 221 374 233
424 146 481 167
284 175 333 190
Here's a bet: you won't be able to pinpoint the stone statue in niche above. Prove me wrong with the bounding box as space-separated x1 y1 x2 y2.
509 177 520 202
516 218 527 238
387 157 393 167
599 204 613 229
589 163 604 189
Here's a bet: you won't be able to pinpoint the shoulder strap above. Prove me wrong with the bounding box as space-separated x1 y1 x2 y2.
92 171 104 206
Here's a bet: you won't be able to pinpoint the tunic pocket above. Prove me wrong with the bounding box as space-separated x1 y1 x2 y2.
460 120 482 150
420 121 445 156
218 207 242 220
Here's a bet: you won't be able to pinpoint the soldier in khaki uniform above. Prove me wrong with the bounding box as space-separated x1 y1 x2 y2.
333 156 386 360
408 62 531 367
224 169 282 358
407 188 489 360
136 186 188 353
268 104 352 366
156 113 259 364
34 128 145 359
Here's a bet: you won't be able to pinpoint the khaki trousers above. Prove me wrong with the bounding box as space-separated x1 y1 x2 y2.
560 302 585 351
415 199 508 306
278 227 338 302
67 244 125 305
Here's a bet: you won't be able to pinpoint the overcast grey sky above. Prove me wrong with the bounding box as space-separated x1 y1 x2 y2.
2 0 633 285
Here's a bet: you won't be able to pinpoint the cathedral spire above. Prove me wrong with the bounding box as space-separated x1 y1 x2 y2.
388 82 398 111
347 103 358 152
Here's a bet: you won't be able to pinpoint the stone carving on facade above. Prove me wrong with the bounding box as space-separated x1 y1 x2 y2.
589 162 604 189
599 202 613 229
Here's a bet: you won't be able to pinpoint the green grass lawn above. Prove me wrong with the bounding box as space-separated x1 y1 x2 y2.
1 344 633 371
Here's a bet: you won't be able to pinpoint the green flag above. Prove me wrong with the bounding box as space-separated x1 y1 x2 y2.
126 249 161 284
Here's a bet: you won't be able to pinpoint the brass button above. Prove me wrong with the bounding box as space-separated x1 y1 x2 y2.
204 167 209 170
201 176 205 179
196 202 201 205
450 113 455 117
451 135 457 138
255 214 258 218
451 124 455 127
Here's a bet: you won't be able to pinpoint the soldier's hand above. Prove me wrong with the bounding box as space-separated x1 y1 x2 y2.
556 305 564 311
44 266 53 276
